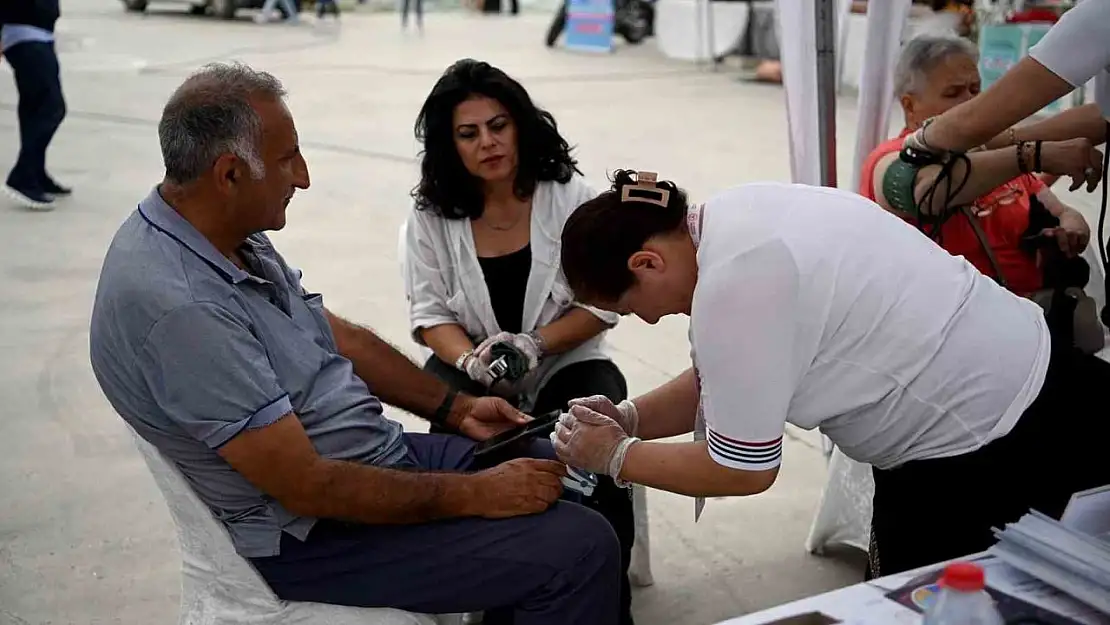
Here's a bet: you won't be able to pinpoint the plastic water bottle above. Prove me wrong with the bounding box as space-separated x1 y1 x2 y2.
923 562 1005 625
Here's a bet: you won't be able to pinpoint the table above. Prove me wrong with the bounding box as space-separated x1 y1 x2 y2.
716 555 1110 625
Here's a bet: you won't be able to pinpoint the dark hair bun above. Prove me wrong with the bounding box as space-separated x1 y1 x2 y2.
610 169 638 191
609 169 682 208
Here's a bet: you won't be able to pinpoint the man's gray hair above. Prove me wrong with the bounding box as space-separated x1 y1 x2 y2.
894 34 979 96
157 62 287 185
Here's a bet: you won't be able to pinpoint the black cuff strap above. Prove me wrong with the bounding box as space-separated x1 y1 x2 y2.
433 388 458 426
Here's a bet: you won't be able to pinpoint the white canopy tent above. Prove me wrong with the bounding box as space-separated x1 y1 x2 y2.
776 0 914 190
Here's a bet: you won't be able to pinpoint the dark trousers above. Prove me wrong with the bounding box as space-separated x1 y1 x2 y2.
482 0 519 13
869 345 1110 577
252 433 621 625
401 0 423 26
3 41 66 193
424 356 635 625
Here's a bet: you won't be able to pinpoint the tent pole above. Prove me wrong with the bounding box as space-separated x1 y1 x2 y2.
815 0 838 188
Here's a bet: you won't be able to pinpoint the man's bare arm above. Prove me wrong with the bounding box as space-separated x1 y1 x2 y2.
219 414 477 523
326 309 464 427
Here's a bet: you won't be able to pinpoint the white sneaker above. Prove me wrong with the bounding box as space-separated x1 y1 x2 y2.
3 185 55 211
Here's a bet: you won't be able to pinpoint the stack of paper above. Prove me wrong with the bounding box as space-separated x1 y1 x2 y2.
989 486 1110 617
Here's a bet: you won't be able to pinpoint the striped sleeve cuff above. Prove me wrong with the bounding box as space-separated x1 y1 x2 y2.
706 427 783 471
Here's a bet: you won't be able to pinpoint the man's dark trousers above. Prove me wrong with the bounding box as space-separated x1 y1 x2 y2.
4 40 66 194
251 433 622 625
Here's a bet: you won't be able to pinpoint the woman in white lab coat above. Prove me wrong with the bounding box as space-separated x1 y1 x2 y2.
402 59 635 625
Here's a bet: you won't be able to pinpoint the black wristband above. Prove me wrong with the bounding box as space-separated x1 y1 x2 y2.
433 388 458 426
1033 140 1043 173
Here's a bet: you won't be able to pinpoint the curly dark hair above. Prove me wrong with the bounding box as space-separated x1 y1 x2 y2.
412 59 581 220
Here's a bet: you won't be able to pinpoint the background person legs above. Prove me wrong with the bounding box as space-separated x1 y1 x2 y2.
401 0 424 30
255 0 299 23
251 432 622 625
4 41 67 209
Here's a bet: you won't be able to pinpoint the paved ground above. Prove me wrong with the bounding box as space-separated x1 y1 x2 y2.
17 3 1107 624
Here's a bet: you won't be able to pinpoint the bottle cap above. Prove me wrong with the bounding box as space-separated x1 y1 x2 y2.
940 562 986 592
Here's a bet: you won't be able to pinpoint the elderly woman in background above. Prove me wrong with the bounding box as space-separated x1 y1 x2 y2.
861 35 1103 352
402 58 635 625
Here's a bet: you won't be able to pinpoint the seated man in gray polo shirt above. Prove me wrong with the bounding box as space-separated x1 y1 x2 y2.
89 62 620 625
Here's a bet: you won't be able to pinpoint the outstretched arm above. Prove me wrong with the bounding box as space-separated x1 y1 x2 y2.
922 0 1110 153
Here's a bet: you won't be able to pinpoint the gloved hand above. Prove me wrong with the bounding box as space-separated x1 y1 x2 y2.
568 395 639 436
457 350 496 388
551 405 640 480
474 332 542 371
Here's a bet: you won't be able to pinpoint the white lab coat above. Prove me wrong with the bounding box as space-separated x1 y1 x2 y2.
403 176 620 411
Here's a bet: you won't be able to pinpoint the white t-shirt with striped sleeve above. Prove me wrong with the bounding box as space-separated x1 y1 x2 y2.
689 183 1050 472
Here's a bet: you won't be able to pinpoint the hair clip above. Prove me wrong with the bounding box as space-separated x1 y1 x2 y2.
620 171 671 208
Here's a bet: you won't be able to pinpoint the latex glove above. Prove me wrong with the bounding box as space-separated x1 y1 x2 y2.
458 351 496 387
473 332 515 367
474 332 542 371
551 405 640 478
568 395 638 436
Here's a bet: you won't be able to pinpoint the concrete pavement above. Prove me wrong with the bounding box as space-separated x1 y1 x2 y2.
7 2 1061 623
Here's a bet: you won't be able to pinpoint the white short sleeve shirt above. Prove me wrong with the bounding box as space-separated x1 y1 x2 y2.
690 183 1051 471
1028 0 1110 118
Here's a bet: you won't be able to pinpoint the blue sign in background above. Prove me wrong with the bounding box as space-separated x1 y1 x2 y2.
978 23 1065 117
564 0 615 53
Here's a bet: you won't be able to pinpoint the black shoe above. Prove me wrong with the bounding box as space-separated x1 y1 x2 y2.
4 184 56 211
41 176 72 198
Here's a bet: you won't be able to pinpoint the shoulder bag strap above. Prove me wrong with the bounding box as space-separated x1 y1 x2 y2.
960 204 1009 290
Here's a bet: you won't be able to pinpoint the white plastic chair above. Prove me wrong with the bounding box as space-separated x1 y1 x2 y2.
396 222 655 588
126 426 463 625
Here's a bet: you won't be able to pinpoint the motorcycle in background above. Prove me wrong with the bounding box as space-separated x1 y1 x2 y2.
544 0 655 47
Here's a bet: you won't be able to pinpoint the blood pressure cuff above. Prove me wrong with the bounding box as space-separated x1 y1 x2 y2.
881 158 923 218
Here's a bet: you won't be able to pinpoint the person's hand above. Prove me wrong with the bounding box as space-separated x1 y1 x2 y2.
464 458 566 518
472 332 542 395
474 332 542 371
1039 139 1104 192
568 395 639 436
452 394 531 441
1043 211 1091 257
458 351 496 388
473 332 515 368
552 405 634 476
